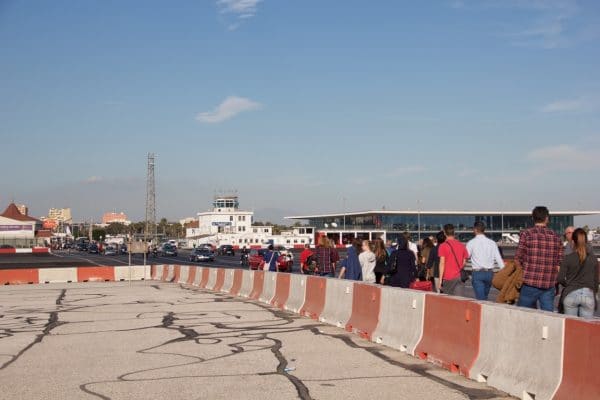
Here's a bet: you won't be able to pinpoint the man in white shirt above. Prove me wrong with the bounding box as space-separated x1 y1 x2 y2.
466 221 505 301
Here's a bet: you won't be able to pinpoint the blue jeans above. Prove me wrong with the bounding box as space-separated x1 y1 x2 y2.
563 288 595 318
472 270 494 301
320 271 334 277
517 284 555 312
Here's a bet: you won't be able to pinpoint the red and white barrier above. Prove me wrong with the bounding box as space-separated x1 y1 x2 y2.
0 265 151 285
0 247 50 255
259 271 277 304
319 278 353 328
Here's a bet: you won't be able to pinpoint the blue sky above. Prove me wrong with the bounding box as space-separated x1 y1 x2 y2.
1 0 600 225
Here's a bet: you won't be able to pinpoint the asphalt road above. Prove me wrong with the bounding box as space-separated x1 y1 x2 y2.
0 281 513 400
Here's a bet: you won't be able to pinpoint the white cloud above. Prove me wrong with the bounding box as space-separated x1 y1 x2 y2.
217 0 261 15
216 0 262 29
387 166 428 177
83 176 104 184
196 96 262 124
541 98 592 113
528 144 600 170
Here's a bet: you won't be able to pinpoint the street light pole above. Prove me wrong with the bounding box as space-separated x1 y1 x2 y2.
417 200 421 242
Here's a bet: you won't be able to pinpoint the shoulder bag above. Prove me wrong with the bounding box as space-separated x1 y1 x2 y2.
446 242 469 283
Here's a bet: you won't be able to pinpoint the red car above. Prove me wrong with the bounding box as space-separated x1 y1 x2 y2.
248 249 293 272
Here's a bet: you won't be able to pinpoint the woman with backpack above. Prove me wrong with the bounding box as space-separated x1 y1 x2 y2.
385 236 416 288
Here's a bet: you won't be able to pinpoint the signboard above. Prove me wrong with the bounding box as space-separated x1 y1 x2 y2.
212 222 232 227
129 241 147 254
0 225 33 231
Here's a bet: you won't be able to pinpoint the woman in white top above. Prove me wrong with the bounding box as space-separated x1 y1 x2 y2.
358 240 377 283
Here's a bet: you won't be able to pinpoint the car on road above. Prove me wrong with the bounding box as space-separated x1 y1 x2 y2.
197 243 215 252
119 244 128 254
88 243 99 254
76 242 88 251
189 248 215 262
158 243 178 257
103 246 118 256
217 245 235 256
248 249 292 272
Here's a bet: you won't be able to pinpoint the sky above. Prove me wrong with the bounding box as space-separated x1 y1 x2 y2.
1 0 600 226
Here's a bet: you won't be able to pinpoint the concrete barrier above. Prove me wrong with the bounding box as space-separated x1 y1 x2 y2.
239 270 254 298
299 276 327 319
39 268 78 283
319 278 353 328
172 265 181 283
222 269 235 293
248 270 265 300
0 268 39 285
151 265 163 280
470 303 564 400
259 271 277 304
372 287 426 355
271 273 291 309
229 269 244 296
345 283 381 340
193 267 204 287
414 294 481 378
114 265 150 281
161 264 172 282
206 268 218 290
186 266 197 285
198 267 210 288
554 318 600 400
77 266 115 282
213 269 225 291
285 274 307 313
178 265 189 284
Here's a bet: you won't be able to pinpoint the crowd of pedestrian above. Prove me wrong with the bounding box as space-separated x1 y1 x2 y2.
297 206 598 318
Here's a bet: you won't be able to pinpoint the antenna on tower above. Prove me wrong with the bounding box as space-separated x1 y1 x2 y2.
145 153 156 242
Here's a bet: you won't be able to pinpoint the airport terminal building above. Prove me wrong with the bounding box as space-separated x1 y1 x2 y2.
286 210 600 244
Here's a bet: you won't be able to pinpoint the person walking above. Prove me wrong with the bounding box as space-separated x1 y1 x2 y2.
466 221 505 301
262 244 280 272
373 238 388 284
358 240 377 283
314 236 338 277
299 244 314 274
418 237 434 281
515 206 563 312
385 236 416 288
558 228 598 318
564 226 575 255
426 231 446 292
338 239 363 280
438 224 469 296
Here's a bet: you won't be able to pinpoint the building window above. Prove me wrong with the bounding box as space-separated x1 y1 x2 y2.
230 216 233 222
253 229 257 233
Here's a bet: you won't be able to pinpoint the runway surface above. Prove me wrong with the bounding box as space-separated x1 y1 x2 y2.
0 281 514 400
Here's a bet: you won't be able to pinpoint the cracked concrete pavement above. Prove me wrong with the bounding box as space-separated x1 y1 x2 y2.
0 282 514 399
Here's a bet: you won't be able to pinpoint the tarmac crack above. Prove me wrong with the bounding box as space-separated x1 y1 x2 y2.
0 289 67 370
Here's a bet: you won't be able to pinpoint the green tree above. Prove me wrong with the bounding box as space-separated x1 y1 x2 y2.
92 228 107 241
106 223 127 236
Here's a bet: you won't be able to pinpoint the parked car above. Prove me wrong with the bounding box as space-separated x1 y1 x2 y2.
217 245 235 256
88 243 99 254
103 246 117 256
76 242 88 251
119 244 128 254
189 248 215 262
248 249 292 272
158 243 178 257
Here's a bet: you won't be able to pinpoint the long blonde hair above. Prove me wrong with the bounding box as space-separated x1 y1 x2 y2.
573 228 588 265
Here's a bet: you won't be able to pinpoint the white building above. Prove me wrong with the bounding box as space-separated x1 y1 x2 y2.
0 203 40 241
185 196 314 248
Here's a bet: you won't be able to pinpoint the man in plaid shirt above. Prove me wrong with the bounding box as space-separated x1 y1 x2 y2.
515 206 563 311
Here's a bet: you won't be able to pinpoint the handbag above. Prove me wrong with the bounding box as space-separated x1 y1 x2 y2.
446 241 469 283
262 251 276 271
409 280 433 292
